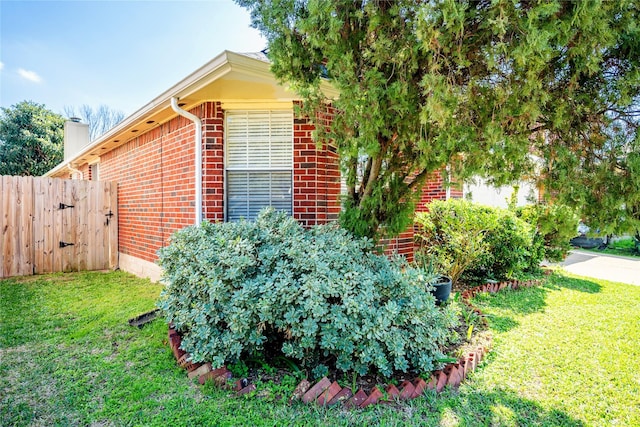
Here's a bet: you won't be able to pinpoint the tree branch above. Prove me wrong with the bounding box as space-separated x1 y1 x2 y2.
361 155 383 205
407 167 433 193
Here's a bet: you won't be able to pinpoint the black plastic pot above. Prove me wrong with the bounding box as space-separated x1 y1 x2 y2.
430 276 452 305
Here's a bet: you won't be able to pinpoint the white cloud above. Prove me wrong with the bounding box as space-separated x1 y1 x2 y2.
0 62 4 71
18 68 42 83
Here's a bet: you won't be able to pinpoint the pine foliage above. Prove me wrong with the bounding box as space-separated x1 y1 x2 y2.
238 0 639 239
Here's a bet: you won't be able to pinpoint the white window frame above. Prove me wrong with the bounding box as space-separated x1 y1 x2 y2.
224 110 294 221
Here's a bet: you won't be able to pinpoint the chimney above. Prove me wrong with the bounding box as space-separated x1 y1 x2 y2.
64 118 90 161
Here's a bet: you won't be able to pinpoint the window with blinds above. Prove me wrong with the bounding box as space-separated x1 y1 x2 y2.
225 110 293 221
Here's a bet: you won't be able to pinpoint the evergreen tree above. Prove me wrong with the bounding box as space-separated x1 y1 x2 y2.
0 101 65 176
237 0 639 240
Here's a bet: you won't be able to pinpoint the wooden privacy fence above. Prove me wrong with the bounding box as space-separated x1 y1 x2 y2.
1 176 117 278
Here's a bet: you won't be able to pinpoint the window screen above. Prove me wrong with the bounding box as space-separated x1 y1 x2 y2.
226 111 293 221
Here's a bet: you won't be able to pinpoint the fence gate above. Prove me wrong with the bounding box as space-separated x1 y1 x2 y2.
1 176 117 278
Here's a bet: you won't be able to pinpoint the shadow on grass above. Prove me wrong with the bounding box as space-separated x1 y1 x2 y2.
0 278 46 347
472 278 547 312
471 272 603 334
417 386 585 426
0 398 35 427
545 272 602 294
484 315 520 333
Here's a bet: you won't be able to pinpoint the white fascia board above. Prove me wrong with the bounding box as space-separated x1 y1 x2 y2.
228 51 339 100
45 51 236 177
44 50 339 178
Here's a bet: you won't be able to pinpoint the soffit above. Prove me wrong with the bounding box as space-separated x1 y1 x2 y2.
46 51 338 178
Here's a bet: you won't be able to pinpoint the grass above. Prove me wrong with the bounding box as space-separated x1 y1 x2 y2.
1 270 639 426
582 236 639 258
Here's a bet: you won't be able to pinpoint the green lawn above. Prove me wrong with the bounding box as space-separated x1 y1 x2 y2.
1 270 638 426
582 237 640 258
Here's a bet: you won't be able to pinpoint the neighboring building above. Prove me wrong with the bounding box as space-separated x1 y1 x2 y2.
463 178 539 209
46 51 457 281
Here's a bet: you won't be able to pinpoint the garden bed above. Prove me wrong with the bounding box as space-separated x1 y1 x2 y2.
166 278 543 408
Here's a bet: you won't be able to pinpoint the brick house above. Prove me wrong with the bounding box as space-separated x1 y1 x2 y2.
46 51 458 281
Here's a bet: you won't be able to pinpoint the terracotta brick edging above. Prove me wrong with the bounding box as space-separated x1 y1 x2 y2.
167 277 543 409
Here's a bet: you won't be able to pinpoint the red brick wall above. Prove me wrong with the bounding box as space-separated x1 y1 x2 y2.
95 99 455 264
79 164 90 180
381 230 416 260
100 103 221 263
381 169 463 260
416 169 462 213
97 101 342 264
201 102 225 222
292 105 341 226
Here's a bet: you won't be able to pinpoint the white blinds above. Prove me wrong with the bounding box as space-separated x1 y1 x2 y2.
226 111 293 221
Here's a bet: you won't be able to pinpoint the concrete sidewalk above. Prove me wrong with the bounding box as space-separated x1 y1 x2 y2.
552 250 640 286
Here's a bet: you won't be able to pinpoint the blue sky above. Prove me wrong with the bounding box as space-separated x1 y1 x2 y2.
0 0 266 116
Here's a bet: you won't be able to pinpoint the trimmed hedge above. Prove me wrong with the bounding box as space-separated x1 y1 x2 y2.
157 209 457 378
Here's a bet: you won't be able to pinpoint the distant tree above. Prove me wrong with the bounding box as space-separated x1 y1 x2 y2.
63 104 125 141
0 101 64 176
238 0 639 241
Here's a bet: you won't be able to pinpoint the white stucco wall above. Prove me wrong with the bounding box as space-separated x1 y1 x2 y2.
463 179 538 208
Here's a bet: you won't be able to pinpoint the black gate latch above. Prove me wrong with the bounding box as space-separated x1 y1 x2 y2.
105 210 114 226
59 241 75 248
59 203 75 210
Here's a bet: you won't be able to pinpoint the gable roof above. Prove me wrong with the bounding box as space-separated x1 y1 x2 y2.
46 50 337 178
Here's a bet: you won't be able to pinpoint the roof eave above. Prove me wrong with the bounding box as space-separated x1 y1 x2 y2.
45 50 339 178
45 50 236 177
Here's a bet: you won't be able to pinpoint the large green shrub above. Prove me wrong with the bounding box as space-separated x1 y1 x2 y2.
416 199 541 284
157 209 456 378
467 209 541 282
415 200 495 285
516 204 578 262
